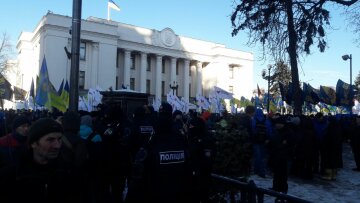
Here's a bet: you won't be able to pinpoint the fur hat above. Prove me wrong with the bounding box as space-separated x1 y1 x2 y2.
12 115 30 131
29 118 63 144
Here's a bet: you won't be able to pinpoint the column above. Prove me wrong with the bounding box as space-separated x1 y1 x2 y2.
90 43 99 87
123 49 131 87
140 52 147 93
170 57 177 84
155 55 162 99
183 59 190 102
196 61 203 96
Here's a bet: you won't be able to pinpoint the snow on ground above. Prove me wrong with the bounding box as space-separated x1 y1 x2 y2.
248 143 360 203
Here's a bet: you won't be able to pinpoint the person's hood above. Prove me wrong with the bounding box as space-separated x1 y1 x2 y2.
79 125 93 140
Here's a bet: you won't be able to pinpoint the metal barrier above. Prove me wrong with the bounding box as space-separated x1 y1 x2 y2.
211 173 313 203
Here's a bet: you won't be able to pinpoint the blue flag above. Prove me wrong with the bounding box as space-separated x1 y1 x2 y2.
35 57 50 106
30 78 35 98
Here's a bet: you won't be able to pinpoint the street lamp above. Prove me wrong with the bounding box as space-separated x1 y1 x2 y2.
342 54 352 114
169 81 178 96
69 0 82 112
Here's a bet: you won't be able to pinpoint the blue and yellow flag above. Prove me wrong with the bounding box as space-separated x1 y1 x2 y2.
35 57 50 106
302 82 320 104
336 79 354 107
35 56 67 112
46 82 67 112
57 79 64 96
319 86 336 106
60 80 70 109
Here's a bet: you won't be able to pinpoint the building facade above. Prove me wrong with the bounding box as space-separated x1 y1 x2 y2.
16 12 254 102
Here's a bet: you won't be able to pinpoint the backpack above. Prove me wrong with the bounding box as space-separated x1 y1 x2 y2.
254 119 267 143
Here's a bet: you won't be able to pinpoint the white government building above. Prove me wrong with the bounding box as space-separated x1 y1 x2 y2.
16 12 254 104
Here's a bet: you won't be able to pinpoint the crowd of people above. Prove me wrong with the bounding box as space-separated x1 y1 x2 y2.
0 104 359 202
0 103 215 203
242 106 360 194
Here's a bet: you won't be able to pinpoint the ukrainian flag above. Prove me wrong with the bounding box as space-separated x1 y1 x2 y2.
302 82 320 104
336 79 354 107
319 86 336 106
46 82 67 113
35 56 67 112
60 80 70 109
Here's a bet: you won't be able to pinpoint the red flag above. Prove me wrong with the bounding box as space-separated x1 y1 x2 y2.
257 84 261 97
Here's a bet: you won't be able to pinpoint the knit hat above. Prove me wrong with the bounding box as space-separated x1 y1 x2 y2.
12 115 30 131
29 118 64 144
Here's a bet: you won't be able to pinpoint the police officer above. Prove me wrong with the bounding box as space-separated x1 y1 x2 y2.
188 116 215 203
137 102 192 203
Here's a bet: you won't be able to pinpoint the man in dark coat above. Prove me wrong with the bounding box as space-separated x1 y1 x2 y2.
350 117 360 171
188 116 215 203
320 116 343 180
0 118 87 203
0 115 30 168
268 116 293 193
130 102 192 203
101 104 132 203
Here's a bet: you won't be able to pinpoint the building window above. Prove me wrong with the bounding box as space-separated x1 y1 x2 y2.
176 61 179 75
162 59 165 73
80 42 86 60
229 66 234 79
147 56 151 71
130 78 135 90
229 86 234 94
146 79 151 94
161 81 165 96
131 53 136 69
79 71 85 89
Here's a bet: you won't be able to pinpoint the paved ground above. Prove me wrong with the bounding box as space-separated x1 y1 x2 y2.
248 143 360 203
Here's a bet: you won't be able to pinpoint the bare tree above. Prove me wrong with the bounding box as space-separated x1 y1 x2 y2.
0 32 14 75
231 0 358 115
345 1 360 46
